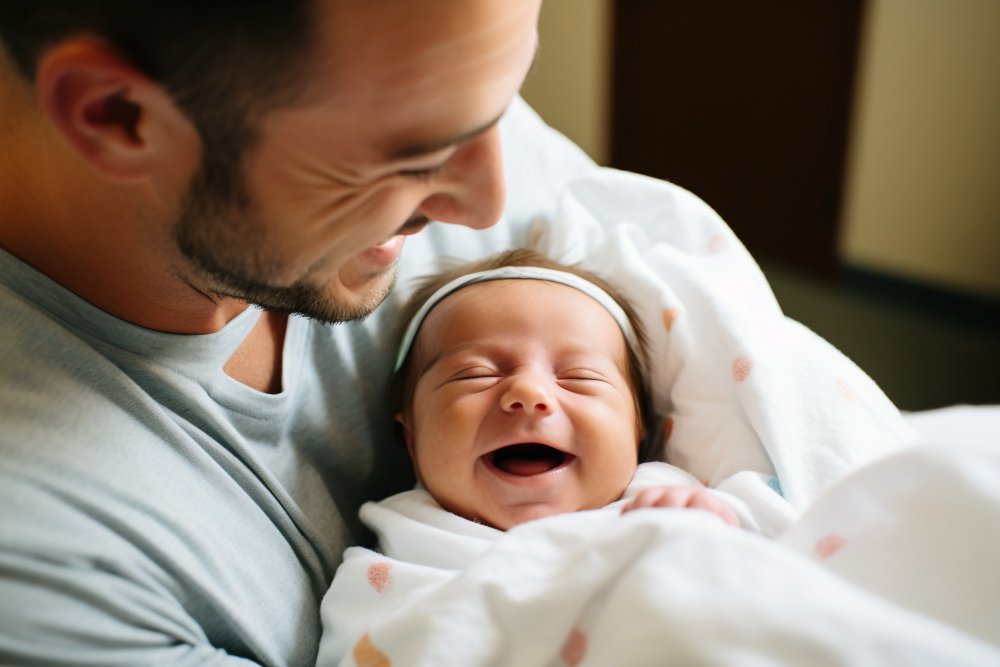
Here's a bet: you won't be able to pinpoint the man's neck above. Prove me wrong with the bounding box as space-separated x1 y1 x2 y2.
0 114 251 334
224 310 288 394
1 54 251 335
0 154 287 392
0 58 285 393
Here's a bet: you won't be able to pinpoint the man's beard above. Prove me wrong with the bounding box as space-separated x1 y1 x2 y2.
173 154 399 324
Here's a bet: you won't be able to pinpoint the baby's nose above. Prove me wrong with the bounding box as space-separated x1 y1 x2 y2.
500 374 553 415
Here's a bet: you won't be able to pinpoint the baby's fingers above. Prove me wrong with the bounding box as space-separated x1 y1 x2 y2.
621 487 672 513
686 492 740 526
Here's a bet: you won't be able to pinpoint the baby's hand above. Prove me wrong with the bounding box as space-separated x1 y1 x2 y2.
621 485 740 526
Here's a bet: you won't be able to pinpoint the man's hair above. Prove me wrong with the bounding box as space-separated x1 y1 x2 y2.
393 248 659 462
0 1 316 196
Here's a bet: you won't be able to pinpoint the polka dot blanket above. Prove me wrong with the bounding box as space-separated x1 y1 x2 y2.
314 170 999 665
318 441 1000 666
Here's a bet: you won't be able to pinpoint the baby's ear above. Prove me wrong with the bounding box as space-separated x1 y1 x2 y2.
395 412 415 459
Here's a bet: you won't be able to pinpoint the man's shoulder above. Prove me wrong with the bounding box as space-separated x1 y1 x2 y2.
0 303 329 664
0 276 148 441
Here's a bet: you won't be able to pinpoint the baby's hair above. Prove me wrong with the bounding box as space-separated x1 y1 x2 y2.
391 248 658 461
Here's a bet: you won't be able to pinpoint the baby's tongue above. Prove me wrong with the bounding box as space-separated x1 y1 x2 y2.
493 444 564 476
500 458 556 476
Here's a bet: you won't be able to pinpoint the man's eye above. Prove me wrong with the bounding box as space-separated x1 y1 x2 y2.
399 163 447 181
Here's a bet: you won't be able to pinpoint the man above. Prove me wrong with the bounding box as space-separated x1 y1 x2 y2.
0 1 594 663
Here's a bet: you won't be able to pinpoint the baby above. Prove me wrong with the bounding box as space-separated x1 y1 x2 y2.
391 248 740 530
316 248 748 664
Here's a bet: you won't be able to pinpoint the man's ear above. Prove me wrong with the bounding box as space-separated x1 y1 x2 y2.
36 39 191 182
395 412 416 460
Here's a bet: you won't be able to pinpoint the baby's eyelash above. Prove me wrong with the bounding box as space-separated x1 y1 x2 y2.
559 369 608 382
452 370 498 381
441 364 500 381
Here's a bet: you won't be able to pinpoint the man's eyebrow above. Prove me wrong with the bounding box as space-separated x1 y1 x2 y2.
390 43 541 160
391 112 506 160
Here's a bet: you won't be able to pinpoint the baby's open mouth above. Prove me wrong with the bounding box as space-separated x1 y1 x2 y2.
484 444 574 477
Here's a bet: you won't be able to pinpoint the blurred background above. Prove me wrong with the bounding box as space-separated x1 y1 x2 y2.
521 0 1000 411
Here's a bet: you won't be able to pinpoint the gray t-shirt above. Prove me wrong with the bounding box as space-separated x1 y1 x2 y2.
0 246 413 665
0 98 595 666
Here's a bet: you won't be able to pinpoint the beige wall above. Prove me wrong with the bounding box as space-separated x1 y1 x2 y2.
521 0 611 164
840 0 1000 297
523 0 1000 297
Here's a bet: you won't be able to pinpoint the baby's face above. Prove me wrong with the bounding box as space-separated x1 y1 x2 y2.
399 279 640 530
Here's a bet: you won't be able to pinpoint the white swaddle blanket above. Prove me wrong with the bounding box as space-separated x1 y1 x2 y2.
316 170 995 666
318 443 1000 666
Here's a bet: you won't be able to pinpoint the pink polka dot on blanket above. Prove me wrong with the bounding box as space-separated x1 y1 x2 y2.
707 234 728 254
662 307 680 332
731 357 753 383
835 378 856 401
367 561 392 593
560 627 588 666
353 633 391 667
815 534 847 559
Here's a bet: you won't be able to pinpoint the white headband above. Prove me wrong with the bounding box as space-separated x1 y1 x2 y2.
394 265 641 372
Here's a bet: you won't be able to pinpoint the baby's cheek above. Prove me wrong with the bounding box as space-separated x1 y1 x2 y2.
614 455 641 502
590 470 635 510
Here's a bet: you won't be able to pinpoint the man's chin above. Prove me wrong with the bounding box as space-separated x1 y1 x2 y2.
305 267 398 323
326 267 399 322
226 267 396 324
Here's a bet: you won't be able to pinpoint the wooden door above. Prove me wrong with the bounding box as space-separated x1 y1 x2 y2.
612 0 866 277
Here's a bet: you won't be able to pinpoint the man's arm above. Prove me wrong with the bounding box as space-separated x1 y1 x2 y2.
0 554 260 666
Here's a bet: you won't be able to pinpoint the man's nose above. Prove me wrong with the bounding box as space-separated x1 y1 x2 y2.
500 372 554 416
415 125 505 231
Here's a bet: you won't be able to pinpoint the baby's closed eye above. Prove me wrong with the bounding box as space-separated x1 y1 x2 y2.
448 366 500 381
558 368 609 382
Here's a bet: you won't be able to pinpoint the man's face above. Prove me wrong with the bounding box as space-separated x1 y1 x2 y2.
174 0 541 322
401 280 642 531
